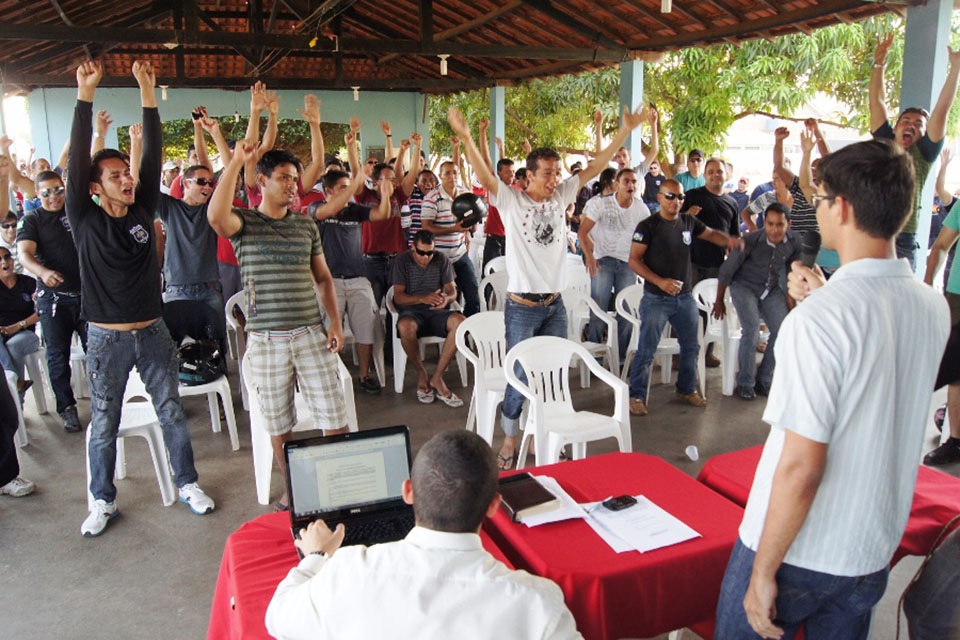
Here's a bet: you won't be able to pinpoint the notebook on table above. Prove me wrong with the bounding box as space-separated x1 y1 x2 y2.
284 425 415 558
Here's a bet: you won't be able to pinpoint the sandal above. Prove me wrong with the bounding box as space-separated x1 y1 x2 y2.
417 389 435 404
435 392 463 408
273 501 290 512
497 452 517 471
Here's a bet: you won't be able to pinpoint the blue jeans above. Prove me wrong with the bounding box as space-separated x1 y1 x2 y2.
896 232 919 272
588 256 635 359
729 283 789 389
715 539 888 639
0 330 40 382
163 282 224 318
362 254 395 308
628 291 699 400
86 320 198 502
37 293 87 413
452 253 480 317
500 297 567 436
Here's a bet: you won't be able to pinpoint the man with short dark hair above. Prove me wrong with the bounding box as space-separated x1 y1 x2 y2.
870 34 960 269
390 230 465 407
513 167 528 191
671 150 706 192
69 61 214 537
712 202 800 400
715 140 950 638
265 429 581 639
17 169 87 432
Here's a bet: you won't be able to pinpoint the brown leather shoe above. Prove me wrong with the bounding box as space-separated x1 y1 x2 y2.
705 353 721 368
676 390 707 407
629 398 648 416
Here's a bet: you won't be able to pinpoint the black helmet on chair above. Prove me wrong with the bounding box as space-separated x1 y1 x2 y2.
451 192 487 228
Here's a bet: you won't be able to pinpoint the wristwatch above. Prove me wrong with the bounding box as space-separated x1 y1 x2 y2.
19 320 25 329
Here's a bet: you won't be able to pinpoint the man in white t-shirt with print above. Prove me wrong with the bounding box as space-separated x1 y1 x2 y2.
578 167 649 360
449 105 649 469
714 140 950 638
419 160 479 316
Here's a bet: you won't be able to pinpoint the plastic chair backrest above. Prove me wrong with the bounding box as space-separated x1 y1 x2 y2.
455 312 507 377
224 290 245 330
483 255 507 276
615 283 644 323
560 289 596 341
505 336 586 412
479 271 509 312
692 278 718 314
123 370 152 405
565 265 590 295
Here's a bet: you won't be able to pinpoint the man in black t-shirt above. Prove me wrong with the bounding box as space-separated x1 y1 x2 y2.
627 179 741 416
17 170 87 432
67 61 214 538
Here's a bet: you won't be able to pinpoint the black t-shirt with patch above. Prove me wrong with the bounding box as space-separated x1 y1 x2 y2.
632 213 707 296
0 274 36 329
16 207 82 295
66 100 163 323
313 202 372 278
681 187 739 269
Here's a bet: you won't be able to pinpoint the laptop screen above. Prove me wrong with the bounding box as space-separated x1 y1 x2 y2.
287 431 410 519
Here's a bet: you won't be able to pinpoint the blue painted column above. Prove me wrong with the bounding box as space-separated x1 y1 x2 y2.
901 0 952 274
619 60 643 158
489 85 505 164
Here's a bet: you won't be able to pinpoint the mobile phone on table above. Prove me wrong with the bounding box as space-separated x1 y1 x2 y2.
602 495 637 511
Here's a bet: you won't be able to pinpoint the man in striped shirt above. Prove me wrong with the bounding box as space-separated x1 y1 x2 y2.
715 140 950 638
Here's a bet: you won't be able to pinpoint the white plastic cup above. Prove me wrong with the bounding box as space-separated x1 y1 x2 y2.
685 445 699 462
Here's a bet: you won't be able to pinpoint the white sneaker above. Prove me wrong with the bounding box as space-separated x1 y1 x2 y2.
81 500 118 537
0 476 35 497
178 483 215 515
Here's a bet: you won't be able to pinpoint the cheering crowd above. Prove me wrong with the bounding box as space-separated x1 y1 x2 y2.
1 36 960 637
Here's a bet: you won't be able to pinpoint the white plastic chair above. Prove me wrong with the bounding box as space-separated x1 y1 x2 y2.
468 235 485 275
561 289 619 388
721 298 742 396
565 264 591 296
615 284 679 393
483 255 507 276
385 287 468 394
85 370 177 510
455 312 507 445
340 308 386 388
224 291 249 410
504 336 631 468
23 349 48 414
479 270 509 312
178 374 240 451
692 278 723 398
6 371 28 448
70 343 89 399
244 356 358 505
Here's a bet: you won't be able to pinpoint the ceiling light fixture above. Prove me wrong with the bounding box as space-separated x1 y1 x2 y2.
438 54 450 76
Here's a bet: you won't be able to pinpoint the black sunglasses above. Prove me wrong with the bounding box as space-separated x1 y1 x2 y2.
414 248 434 257
660 192 685 201
0 222 16 229
188 178 215 187
39 186 65 197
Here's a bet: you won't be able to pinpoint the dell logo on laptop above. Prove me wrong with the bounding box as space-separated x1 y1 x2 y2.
350 508 361 514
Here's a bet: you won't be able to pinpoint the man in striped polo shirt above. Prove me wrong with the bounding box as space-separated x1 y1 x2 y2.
419 160 479 316
715 140 950 638
208 144 349 510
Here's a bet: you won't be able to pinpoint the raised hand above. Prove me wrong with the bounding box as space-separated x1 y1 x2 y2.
349 116 361 133
621 105 645 130
447 106 469 137
232 139 258 165
799 128 815 154
265 90 280 116
774 126 790 141
95 110 113 136
128 123 142 142
648 107 658 127
451 135 461 148
875 33 894 66
479 117 490 133
297 94 321 125
249 81 267 114
380 120 392 136
0 155 10 178
410 132 423 147
76 60 103 91
593 109 603 126
344 130 356 147
131 60 155 90
379 177 395 201
0 135 12 153
948 46 960 68
522 137 532 155
198 107 220 134
399 138 411 152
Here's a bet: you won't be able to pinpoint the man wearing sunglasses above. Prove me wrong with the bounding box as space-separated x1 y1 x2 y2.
0 211 20 274
158 165 223 315
17 170 87 433
626 179 741 416
667 150 706 193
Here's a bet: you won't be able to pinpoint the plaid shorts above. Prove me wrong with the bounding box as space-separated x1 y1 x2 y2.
243 324 347 436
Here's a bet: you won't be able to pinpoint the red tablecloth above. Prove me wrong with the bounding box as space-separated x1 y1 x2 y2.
208 511 514 640
697 445 960 565
483 452 744 640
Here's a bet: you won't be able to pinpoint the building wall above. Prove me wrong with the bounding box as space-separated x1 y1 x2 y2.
27 87 429 165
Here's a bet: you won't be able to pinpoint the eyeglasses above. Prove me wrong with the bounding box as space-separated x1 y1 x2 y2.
660 192 685 201
0 253 12 260
810 194 836 209
0 222 16 229
188 178 215 187
38 186 65 197
366 160 378 165
414 248 434 257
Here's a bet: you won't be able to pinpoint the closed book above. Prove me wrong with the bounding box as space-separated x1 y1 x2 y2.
498 473 560 522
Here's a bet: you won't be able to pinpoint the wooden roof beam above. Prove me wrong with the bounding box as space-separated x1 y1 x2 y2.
521 0 624 49
618 0 677 34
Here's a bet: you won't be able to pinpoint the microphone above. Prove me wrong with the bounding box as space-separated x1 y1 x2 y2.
800 231 821 269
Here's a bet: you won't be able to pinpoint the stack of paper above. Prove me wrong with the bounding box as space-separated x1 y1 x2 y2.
580 495 701 553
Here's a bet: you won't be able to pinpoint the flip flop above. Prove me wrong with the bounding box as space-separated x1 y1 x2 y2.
417 389 435 404
435 392 463 408
497 452 517 471
273 501 290 512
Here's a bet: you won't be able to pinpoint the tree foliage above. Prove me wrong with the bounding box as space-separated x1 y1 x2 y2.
430 14 960 162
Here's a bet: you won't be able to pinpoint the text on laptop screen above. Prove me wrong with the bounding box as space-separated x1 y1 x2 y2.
288 433 409 518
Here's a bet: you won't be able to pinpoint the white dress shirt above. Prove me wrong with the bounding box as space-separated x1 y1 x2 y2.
739 258 950 576
265 526 582 640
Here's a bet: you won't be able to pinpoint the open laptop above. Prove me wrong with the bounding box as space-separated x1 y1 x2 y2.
284 425 416 557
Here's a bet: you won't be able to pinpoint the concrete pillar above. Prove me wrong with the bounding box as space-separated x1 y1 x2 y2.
489 85 505 164
619 60 644 158
901 0 952 274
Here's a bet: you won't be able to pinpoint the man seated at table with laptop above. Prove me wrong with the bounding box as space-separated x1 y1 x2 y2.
265 429 582 639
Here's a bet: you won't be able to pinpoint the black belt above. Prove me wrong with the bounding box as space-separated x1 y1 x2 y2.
364 252 398 258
